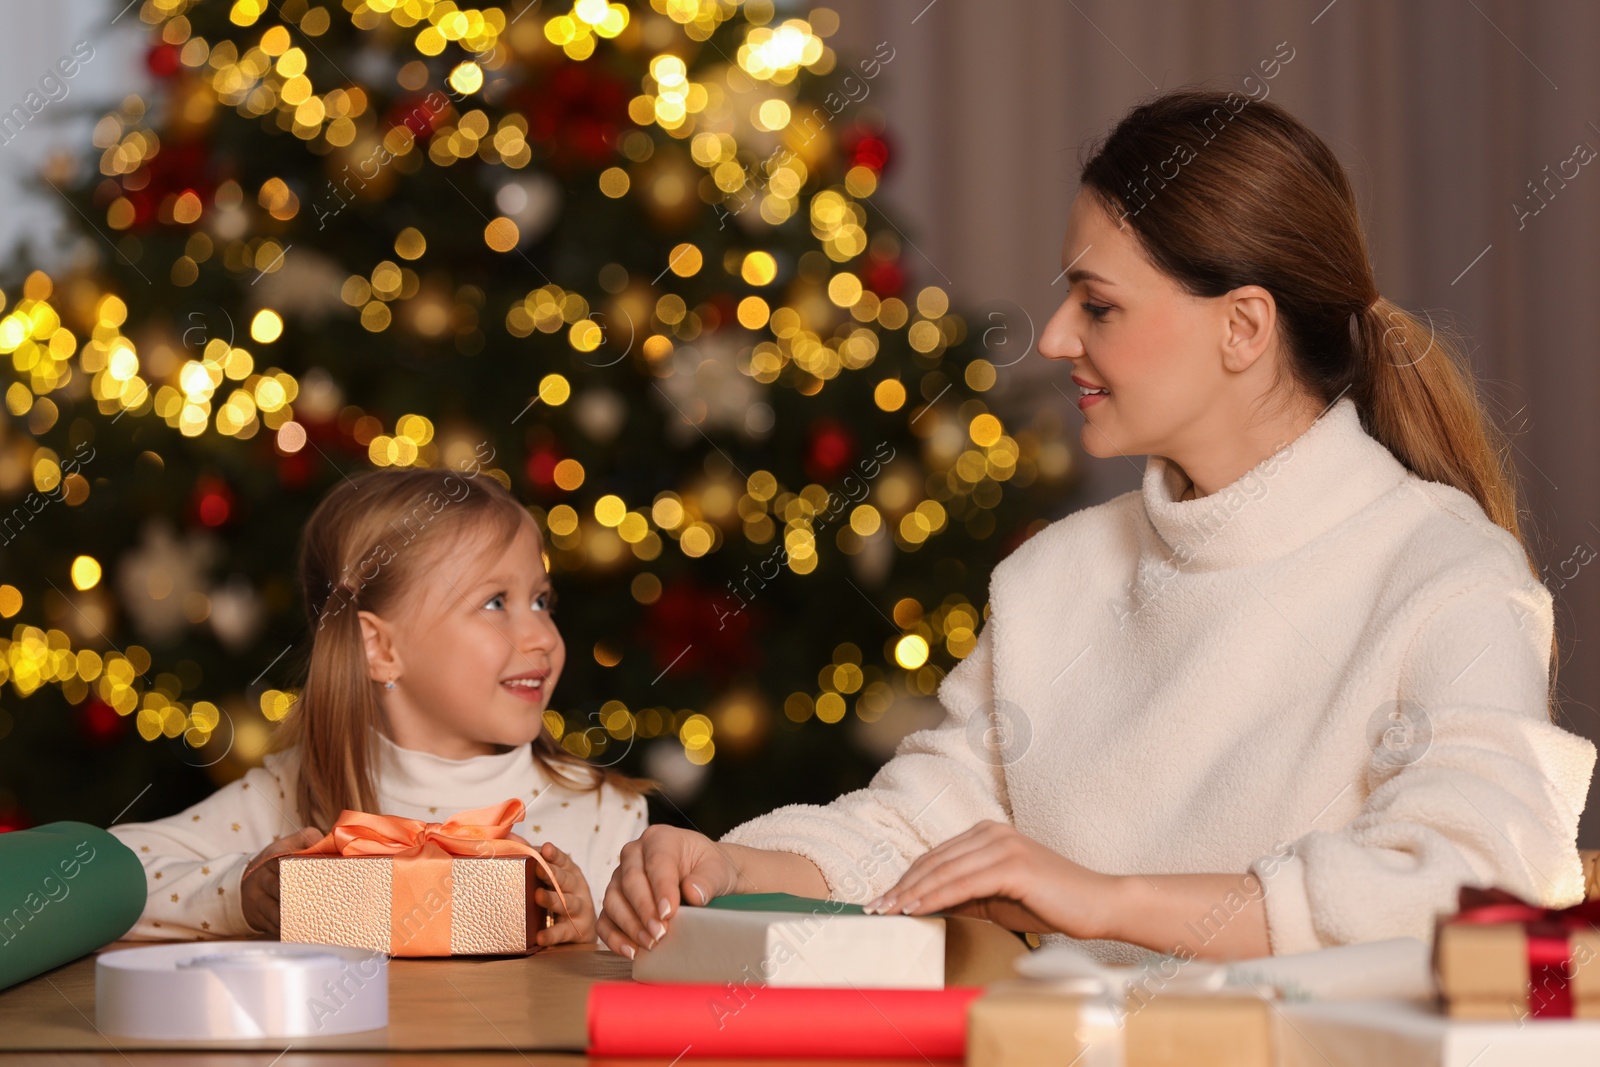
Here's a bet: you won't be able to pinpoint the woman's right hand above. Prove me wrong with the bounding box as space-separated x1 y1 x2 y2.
597 824 743 959
240 827 325 937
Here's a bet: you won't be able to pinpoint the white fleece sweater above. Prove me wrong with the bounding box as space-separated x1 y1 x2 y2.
720 397 1595 962
108 731 646 942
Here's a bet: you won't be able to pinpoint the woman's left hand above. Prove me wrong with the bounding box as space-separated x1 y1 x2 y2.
863 820 1121 939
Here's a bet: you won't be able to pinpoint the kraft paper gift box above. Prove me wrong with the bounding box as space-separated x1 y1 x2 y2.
630 892 1027 989
277 799 564 957
969 936 1441 1067
966 981 1276 1067
1433 886 1600 1020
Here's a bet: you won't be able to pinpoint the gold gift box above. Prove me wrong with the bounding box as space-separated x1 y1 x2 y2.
1434 919 1600 1020
278 855 549 957
967 983 1275 1067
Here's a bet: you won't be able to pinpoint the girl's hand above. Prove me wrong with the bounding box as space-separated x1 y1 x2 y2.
531 841 597 947
596 825 743 960
240 827 326 937
862 820 1121 939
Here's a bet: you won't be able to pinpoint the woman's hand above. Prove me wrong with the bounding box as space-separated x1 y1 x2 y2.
240 827 326 937
596 825 743 960
863 820 1121 939
530 841 597 947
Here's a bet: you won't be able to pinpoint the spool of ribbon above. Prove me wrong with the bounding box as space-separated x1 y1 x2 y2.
96 941 386 1039
280 798 568 956
1446 886 1600 1019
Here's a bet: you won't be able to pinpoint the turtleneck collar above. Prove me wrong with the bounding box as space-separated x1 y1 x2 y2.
372 729 544 813
1140 397 1410 572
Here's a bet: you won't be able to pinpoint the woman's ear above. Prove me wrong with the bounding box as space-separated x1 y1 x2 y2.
357 610 403 683
1220 284 1277 374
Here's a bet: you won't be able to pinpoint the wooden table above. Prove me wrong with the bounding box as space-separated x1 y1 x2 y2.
0 941 962 1066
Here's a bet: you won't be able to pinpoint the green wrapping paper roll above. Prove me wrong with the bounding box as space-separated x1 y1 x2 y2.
0 822 146 992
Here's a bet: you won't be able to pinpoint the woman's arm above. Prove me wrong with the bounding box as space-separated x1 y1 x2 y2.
864 818 1271 960
1247 577 1593 953
716 624 1013 904
721 841 831 899
877 573 1593 960
1111 872 1270 959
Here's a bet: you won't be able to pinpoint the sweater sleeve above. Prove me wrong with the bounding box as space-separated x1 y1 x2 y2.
718 623 1013 904
581 779 649 944
1252 577 1596 954
106 754 302 940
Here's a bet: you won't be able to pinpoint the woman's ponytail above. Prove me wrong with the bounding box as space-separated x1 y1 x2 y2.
1354 298 1531 569
1354 297 1559 714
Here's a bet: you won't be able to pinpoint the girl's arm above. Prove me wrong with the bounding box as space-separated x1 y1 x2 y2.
107 756 300 939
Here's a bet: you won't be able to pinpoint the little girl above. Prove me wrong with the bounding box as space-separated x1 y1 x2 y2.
110 465 655 947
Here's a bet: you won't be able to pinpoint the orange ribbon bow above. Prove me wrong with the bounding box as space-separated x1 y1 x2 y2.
292 798 568 956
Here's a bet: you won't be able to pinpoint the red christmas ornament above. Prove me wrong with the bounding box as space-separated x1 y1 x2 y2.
128 139 213 232
642 580 761 682
81 698 125 745
146 43 182 78
276 447 315 489
805 418 856 483
707 292 738 329
190 476 235 527
526 446 561 490
513 64 631 172
862 255 905 299
389 93 452 139
841 125 892 176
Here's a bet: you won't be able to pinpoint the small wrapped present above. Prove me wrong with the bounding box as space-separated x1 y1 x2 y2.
1434 886 1600 1020
967 944 1278 1067
967 981 1275 1067
629 892 1027 989
277 799 567 957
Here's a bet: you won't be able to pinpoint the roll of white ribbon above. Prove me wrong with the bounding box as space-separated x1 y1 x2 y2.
96 941 387 1040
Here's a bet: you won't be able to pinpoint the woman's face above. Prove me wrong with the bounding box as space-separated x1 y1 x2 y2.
363 512 566 760
1038 191 1243 463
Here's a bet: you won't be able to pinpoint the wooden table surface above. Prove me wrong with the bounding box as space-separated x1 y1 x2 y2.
0 940 963 1066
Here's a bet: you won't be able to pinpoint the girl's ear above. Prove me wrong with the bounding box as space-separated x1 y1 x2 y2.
357 610 403 683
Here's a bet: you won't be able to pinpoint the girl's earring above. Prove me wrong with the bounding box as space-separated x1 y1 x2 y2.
384 677 397 690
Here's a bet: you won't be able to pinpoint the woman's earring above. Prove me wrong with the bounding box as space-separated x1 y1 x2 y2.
384 677 396 690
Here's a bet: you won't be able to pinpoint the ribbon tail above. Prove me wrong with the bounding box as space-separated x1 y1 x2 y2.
525 849 571 931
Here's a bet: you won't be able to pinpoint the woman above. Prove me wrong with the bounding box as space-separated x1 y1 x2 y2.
598 88 1596 963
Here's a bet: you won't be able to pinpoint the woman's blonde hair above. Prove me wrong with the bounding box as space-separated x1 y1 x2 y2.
274 466 655 828
1081 86 1558 713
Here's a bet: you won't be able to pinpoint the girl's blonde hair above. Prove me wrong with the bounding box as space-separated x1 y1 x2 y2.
274 466 655 828
1081 87 1559 716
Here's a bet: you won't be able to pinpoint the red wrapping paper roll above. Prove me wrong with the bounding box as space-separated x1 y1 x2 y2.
587 981 985 1058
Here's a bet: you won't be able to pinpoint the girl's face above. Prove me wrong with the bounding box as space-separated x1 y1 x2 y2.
1037 191 1271 466
363 512 566 760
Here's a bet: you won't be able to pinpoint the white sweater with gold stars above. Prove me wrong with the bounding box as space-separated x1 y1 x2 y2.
107 731 646 941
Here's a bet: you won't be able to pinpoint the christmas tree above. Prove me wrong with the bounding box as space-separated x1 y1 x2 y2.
0 0 1079 835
